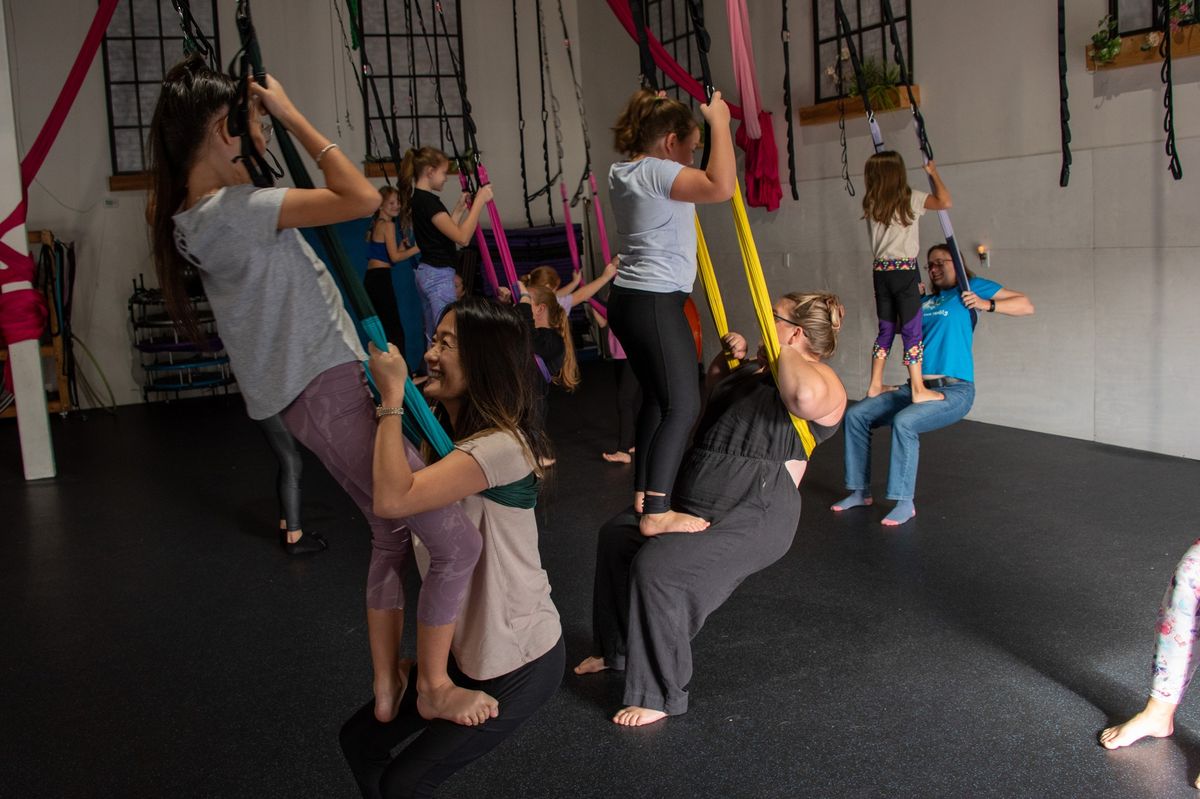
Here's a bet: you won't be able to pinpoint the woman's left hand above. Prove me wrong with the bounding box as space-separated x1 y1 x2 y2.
721 332 748 361
368 342 409 406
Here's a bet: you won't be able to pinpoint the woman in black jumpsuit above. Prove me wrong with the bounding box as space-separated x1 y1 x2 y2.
576 292 848 725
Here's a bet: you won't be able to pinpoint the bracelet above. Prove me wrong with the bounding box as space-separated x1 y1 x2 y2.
315 142 339 166
988 299 996 313
375 405 405 420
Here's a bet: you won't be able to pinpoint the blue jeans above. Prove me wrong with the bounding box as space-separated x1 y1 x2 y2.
842 382 976 501
414 263 457 342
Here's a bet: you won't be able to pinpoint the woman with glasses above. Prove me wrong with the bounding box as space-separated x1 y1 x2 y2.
575 294 847 727
833 243 1034 526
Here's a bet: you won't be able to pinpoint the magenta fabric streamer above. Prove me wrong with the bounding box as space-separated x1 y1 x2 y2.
726 0 761 139
588 173 612 265
476 164 520 293
560 183 582 276
737 110 782 212
0 0 120 356
461 173 502 297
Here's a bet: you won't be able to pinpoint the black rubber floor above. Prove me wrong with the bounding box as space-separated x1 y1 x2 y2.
4 361 1200 798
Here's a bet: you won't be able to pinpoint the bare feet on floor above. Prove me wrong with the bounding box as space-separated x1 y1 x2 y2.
417 680 499 727
602 450 633 464
573 656 609 675
1100 699 1176 749
612 706 667 727
373 659 412 723
640 511 709 536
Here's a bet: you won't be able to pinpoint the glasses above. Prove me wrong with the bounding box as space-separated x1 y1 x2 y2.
773 313 800 327
928 259 953 267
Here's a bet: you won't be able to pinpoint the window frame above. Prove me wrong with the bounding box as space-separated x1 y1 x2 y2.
357 0 469 164
810 0 913 104
1109 0 1199 35
99 0 222 180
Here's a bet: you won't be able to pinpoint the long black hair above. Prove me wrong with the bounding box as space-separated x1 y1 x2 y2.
434 296 552 475
147 54 237 346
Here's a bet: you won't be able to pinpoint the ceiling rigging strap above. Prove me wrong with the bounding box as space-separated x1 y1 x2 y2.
531 0 559 223
781 0 799 201
1159 1 1184 181
878 0 974 315
557 0 593 205
1057 0 1071 187
512 0 535 226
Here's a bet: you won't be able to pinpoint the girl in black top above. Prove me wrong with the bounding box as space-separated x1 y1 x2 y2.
398 147 493 342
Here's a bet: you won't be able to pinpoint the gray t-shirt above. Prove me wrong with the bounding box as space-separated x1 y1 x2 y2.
609 158 696 294
172 185 365 420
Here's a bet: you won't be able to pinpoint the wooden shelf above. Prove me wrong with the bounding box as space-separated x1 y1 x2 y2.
798 85 921 127
109 172 151 192
1087 25 1200 71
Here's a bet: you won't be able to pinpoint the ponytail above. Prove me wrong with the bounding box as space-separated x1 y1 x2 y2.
527 285 580 391
612 89 697 159
398 146 450 228
147 55 237 350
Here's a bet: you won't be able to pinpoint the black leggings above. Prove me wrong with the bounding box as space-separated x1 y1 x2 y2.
364 266 407 357
606 285 700 514
340 638 565 799
613 360 641 453
258 413 302 532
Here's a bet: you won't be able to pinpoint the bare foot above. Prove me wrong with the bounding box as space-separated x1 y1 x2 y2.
866 382 885 398
417 680 499 727
602 450 633 464
574 656 609 675
634 491 645 514
1101 700 1176 749
612 706 668 727
640 511 709 536
911 388 944 403
373 659 411 723
539 457 557 468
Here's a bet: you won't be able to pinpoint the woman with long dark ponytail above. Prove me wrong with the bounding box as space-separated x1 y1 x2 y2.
148 55 498 728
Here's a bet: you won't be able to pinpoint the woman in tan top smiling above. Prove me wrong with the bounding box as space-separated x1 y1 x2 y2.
339 296 564 799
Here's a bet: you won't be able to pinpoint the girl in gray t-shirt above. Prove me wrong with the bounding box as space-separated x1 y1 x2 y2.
605 88 735 537
148 56 496 729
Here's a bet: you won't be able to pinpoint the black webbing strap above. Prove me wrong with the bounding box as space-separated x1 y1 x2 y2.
1057 0 1072 187
683 0 715 169
880 0 931 160
512 0 535 226
532 0 558 223
836 25 854 197
630 0 658 91
171 1 217 68
781 0 798 201
832 0 874 121
345 1 403 186
410 0 474 190
1159 2 1184 181
227 25 282 189
557 0 593 205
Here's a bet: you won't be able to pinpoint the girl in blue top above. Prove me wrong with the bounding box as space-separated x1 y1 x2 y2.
606 88 734 537
365 186 419 364
833 243 1034 525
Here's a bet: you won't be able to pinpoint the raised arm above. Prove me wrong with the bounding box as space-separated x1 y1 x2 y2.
250 77 380 230
962 286 1035 317
668 91 735 205
775 346 846 424
432 184 494 247
557 273 582 297
922 161 952 211
704 332 747 395
368 343 489 517
568 259 619 306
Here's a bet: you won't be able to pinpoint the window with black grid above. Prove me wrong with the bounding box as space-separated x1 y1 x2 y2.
644 0 697 108
358 0 467 163
1110 0 1198 35
100 0 220 175
811 0 912 104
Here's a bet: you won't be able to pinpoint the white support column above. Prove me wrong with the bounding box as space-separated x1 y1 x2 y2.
0 7 55 480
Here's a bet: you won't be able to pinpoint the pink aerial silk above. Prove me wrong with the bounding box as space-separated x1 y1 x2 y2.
606 0 781 211
726 0 761 139
1 0 120 393
462 173 502 297
477 164 520 294
560 183 581 277
725 0 782 210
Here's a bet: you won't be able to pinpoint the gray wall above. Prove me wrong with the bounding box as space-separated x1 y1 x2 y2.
578 0 1200 459
4 1 1198 458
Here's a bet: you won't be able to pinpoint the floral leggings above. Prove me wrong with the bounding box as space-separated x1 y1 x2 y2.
1150 539 1200 703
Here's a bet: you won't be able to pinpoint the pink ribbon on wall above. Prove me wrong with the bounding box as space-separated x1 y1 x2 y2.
1 0 120 392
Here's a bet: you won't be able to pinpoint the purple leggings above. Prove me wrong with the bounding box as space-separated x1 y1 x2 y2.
281 361 481 626
872 267 924 365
